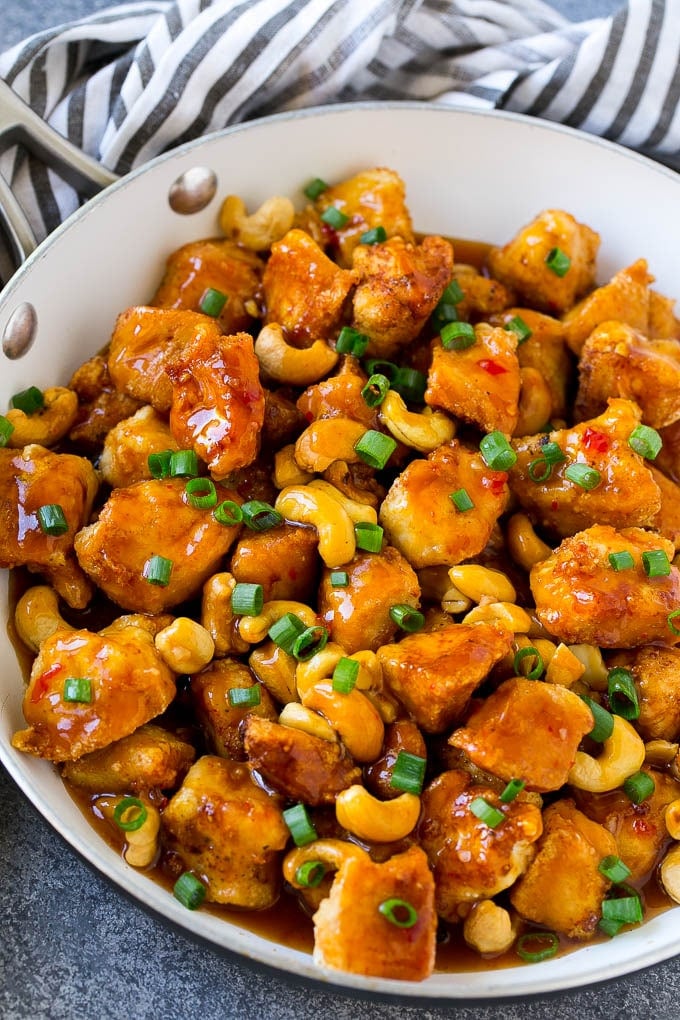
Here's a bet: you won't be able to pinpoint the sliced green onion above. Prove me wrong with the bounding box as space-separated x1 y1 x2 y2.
441 320 476 351
329 570 350 587
336 326 369 357
143 554 173 586
440 280 465 306
361 373 390 407
580 695 615 743
230 582 264 616
227 685 262 708
598 916 624 938
241 500 283 532
354 430 397 470
283 803 318 846
668 609 680 635
505 315 533 344
11 386 44 414
601 892 643 925
513 646 544 680
199 287 228 317
500 779 526 804
63 677 92 703
354 521 384 553
392 367 427 403
608 667 640 721
623 770 655 804
169 449 199 478
545 247 571 277
295 860 326 888
598 855 632 884
470 796 504 829
628 424 662 460
320 205 349 229
213 500 243 527
378 897 418 929
364 359 399 383
292 625 329 662
564 463 601 490
0 415 15 447
37 503 68 536
450 488 474 512
173 872 206 910
389 603 424 633
359 226 387 245
541 441 566 465
113 796 148 832
148 450 173 479
185 477 217 509
332 657 360 694
268 612 306 654
609 550 635 572
390 751 426 795
480 431 517 471
303 177 328 200
528 457 552 483
642 548 671 577
516 931 559 962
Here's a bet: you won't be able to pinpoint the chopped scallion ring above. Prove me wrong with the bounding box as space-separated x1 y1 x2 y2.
113 796 148 832
441 320 476 351
623 770 655 804
295 860 326 888
505 315 532 344
598 917 624 938
143 554 173 587
241 500 283 532
642 548 671 577
268 612 306 655
607 667 640 720
169 449 199 478
148 450 173 479
480 431 517 471
227 685 262 708
390 751 426 795
173 871 206 910
598 854 632 885
389 603 424 633
354 521 384 553
199 287 228 317
11 385 44 415
440 280 465 306
668 609 680 635
336 326 369 357
601 891 643 926
628 424 662 460
185 477 217 509
359 226 387 245
564 463 601 490
303 177 328 200
361 373 390 407
528 457 552 483
513 646 544 680
213 500 243 527
516 931 559 962
364 359 399 383
609 550 635 572
580 695 614 743
378 897 418 929
329 570 349 587
450 488 474 512
283 803 318 846
354 430 397 470
470 796 504 829
500 778 525 804
392 367 427 403
63 677 92 703
320 205 349 229
540 441 566 465
37 503 68 536
545 247 571 277
230 582 264 617
0 415 15 447
332 657 360 694
292 625 329 662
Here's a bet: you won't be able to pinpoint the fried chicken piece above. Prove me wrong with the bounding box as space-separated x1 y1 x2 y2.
190 658 277 760
230 522 319 602
312 845 436 981
61 723 195 793
530 525 680 647
99 405 179 488
0 444 98 608
242 716 360 805
166 329 265 478
562 258 653 355
650 465 680 550
364 720 427 801
425 324 520 435
379 440 509 569
74 478 241 613
657 419 680 483
68 353 142 448
162 755 288 908
607 645 680 741
649 289 680 339
449 677 594 792
262 388 306 447
296 356 377 428
510 399 661 537
509 800 616 939
12 622 176 761
378 621 513 733
351 235 453 359
486 209 599 315
489 307 572 419
450 263 515 321
419 770 542 919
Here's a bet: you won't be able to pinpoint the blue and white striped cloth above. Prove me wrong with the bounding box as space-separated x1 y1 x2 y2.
0 0 678 242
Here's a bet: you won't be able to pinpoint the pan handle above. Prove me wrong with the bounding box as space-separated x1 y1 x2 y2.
0 78 118 273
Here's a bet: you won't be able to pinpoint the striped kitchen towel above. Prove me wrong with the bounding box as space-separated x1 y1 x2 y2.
0 0 678 243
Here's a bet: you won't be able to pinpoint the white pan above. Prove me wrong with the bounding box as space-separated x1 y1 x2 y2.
1 88 679 999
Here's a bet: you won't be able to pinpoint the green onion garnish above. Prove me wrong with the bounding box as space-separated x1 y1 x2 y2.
450 488 474 512
609 550 635 572
199 287 228 317
528 458 552 483
441 320 476 351
303 177 328 200
169 449 199 478
623 770 655 804
389 603 424 633
143 554 173 586
545 247 571 277
516 931 559 962
598 855 632 884
0 415 15 447
354 430 397 470
329 570 349 587
642 548 671 577
580 695 615 743
608 667 640 721
668 609 680 635
241 500 283 532
392 367 427 404
336 326 369 357
505 315 532 344
148 450 173 479
230 582 264 617
470 796 504 829
227 686 262 708
268 612 306 655
292 625 329 662
11 385 44 414
541 441 566 465
628 424 662 460
354 521 384 553
601 892 643 925
364 359 399 383
320 206 349 229
500 778 525 803
378 897 418 928
63 677 92 703
113 796 148 832
295 860 326 888
390 751 426 795
564 463 601 490
361 373 390 407
440 280 464 306
173 872 206 910
213 500 243 527
332 657 360 694
513 646 544 680
598 917 624 938
480 431 517 471
359 226 387 245
185 477 217 509
283 803 318 847
37 503 68 536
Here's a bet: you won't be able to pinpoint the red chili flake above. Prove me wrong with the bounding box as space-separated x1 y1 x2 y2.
31 662 63 702
320 222 339 247
288 568 298 580
551 499 559 511
582 427 609 453
482 472 508 496
304 411 314 423
478 358 508 376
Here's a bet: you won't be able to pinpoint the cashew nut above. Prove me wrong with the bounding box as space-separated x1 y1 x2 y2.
544 642 585 686
255 323 338 386
154 617 215 673
238 600 318 644
461 602 532 632
645 739 679 768
335 784 421 842
568 716 646 792
248 640 298 704
448 564 516 605
279 702 337 742
294 418 366 473
665 799 680 840
308 479 378 526
283 838 368 909
506 512 552 571
96 796 161 868
514 367 553 437
301 681 384 762
566 644 608 691
463 900 516 955
219 194 295 250
6 386 78 448
295 642 379 698
274 444 314 489
14 585 74 652
201 572 250 657
659 843 680 904
378 390 455 452
275 485 356 566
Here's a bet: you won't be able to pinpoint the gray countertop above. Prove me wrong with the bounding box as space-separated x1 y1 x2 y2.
1 1 676 1018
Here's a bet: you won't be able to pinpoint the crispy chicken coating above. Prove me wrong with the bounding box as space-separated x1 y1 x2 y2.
649 288 680 339
425 324 520 435
74 478 241 613
68 353 142 448
509 800 616 939
657 419 680 483
377 621 513 733
449 677 594 792
190 658 277 760
379 440 510 569
162 755 288 908
99 405 179 489
419 770 542 919
166 329 265 478
61 723 195 793
230 522 319 602
650 465 680 550
562 258 653 355
312 845 436 981
489 307 572 419
450 263 515 322
607 645 680 741
530 525 680 647
12 623 176 761
296 356 377 428
351 235 453 359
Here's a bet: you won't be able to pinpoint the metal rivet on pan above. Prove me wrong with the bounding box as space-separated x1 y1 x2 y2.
168 167 218 214
2 301 37 359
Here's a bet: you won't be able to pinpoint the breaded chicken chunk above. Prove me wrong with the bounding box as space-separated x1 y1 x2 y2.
649 288 680 339
68 353 142 449
61 723 195 793
99 405 179 489
297 356 378 428
489 307 572 419
190 658 277 760
530 525 680 647
230 522 319 602
607 645 680 741
449 263 515 322
650 465 680 550
162 755 288 908
562 258 653 355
